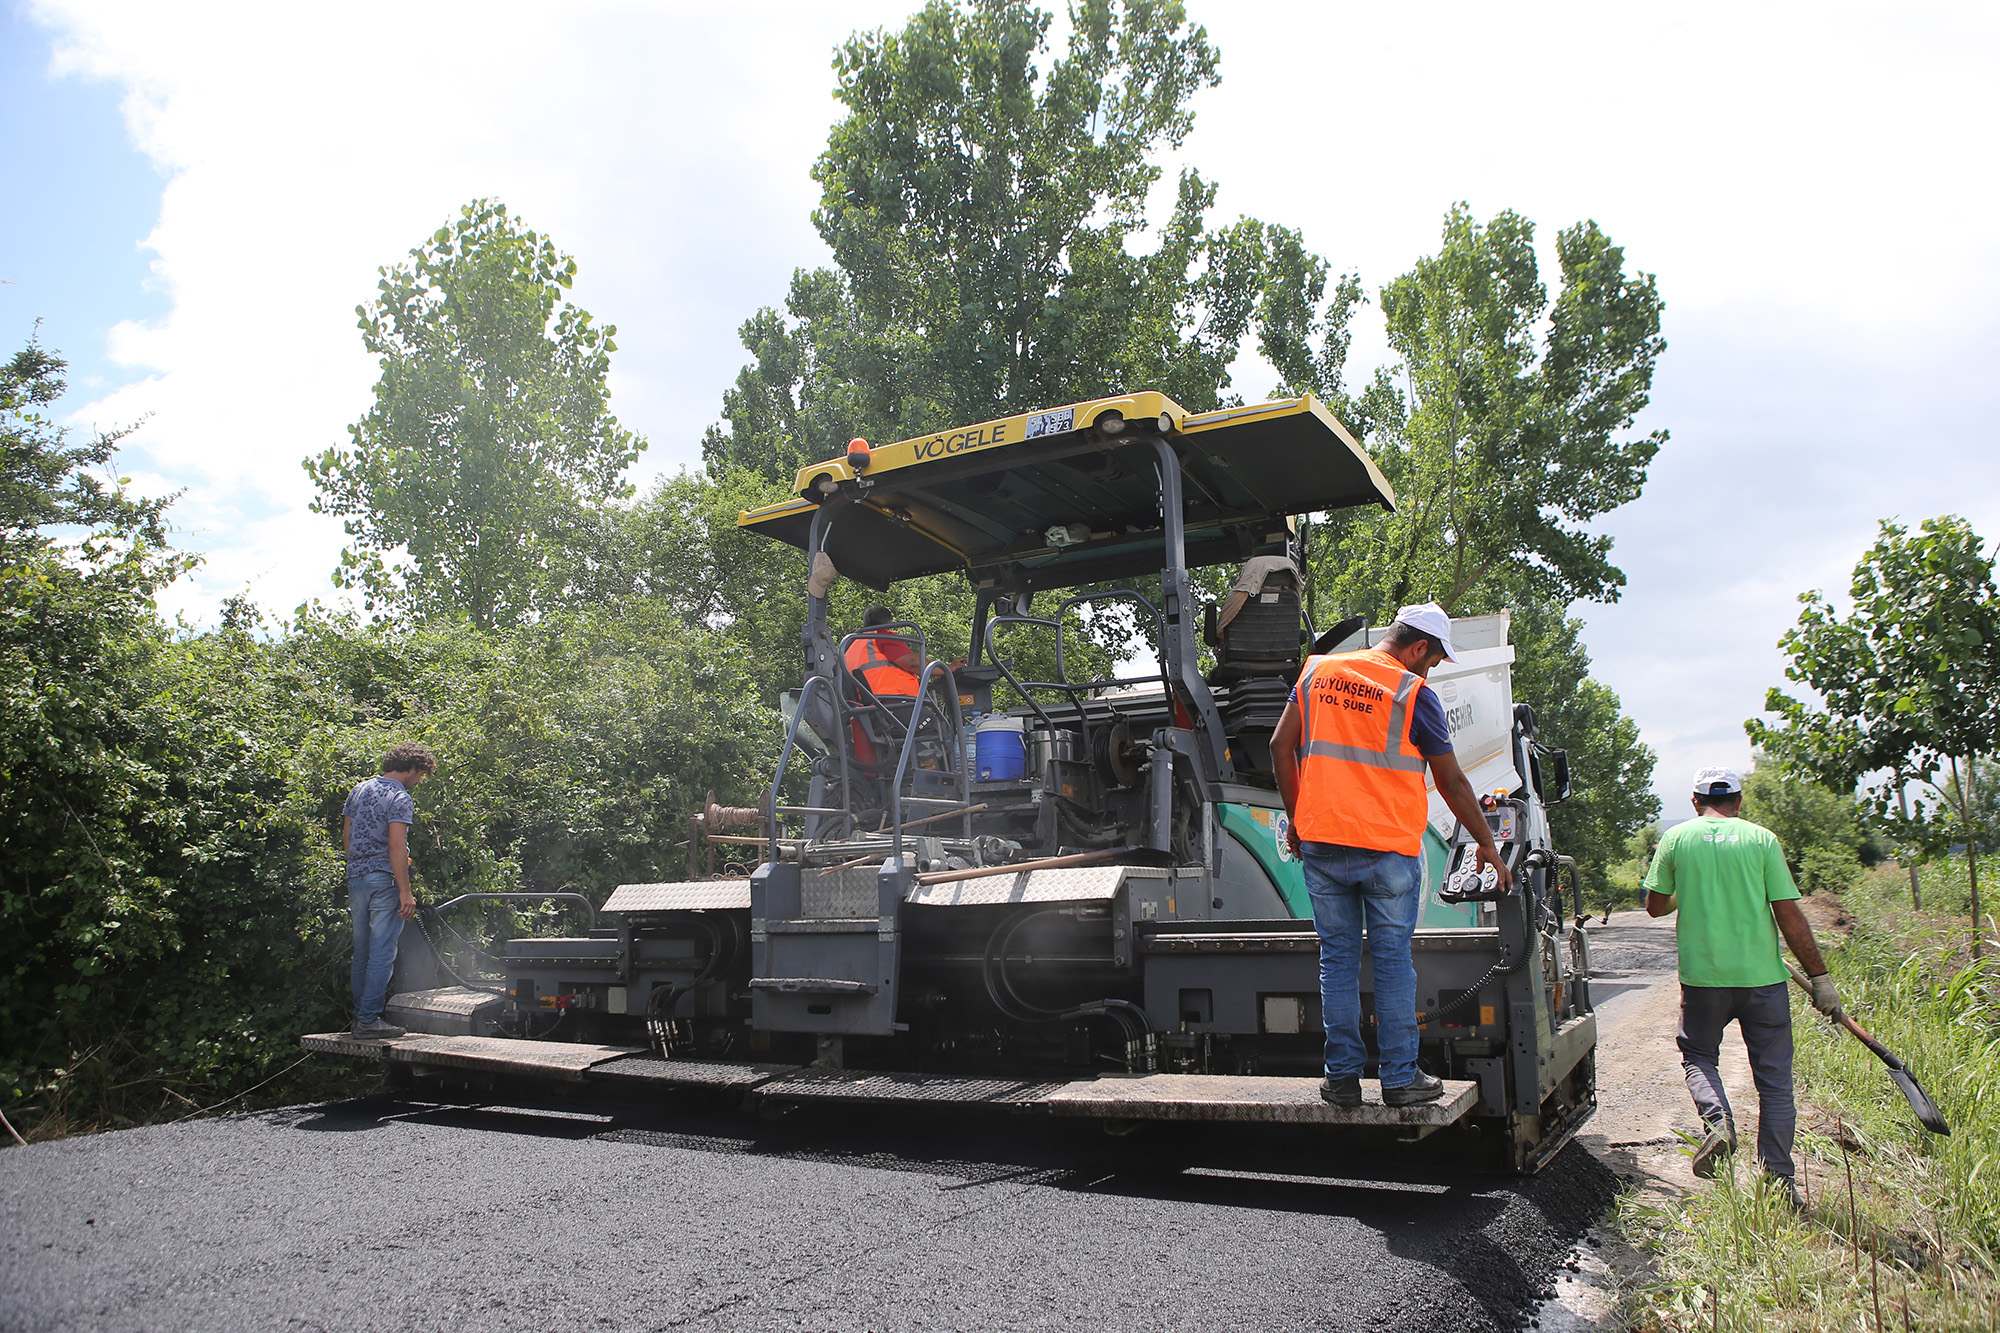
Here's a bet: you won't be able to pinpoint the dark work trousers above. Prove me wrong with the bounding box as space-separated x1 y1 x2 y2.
1677 981 1796 1179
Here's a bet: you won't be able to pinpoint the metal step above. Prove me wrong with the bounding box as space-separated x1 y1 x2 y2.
1141 930 1317 954
757 1069 1069 1106
383 986 508 1036
300 1033 640 1082
301 1034 1476 1132
587 1056 803 1090
1042 1073 1479 1128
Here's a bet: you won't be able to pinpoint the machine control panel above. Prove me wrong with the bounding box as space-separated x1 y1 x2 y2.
1440 798 1527 902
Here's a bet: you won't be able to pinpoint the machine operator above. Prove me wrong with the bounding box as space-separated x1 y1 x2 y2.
1271 603 1511 1108
844 605 923 699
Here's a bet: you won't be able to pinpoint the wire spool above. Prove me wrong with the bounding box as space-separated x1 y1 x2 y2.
701 794 762 830
1092 720 1145 789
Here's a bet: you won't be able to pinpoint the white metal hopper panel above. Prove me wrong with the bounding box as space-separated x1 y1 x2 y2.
902 864 1172 907
602 880 752 913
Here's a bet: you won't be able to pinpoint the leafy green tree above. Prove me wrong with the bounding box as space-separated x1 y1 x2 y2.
705 0 1270 478
306 199 645 629
1505 596 1659 896
2 338 184 585
3 341 324 1136
1751 516 2000 948
274 604 778 904
1741 760 1863 893
1260 206 1666 890
1303 205 1665 619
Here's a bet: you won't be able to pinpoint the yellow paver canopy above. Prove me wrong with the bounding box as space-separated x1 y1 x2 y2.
738 390 1393 591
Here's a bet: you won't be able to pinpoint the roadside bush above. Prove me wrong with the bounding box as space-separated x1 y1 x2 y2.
1 570 337 1136
1846 852 2000 932
2 591 779 1142
1742 762 1866 890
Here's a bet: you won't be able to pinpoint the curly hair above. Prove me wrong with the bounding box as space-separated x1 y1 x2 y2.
379 742 437 777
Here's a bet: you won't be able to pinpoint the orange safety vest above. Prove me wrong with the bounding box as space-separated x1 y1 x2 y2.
1294 647 1430 855
844 632 921 699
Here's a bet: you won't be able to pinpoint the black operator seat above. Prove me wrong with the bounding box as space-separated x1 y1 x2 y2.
1205 557 1304 685
1203 558 1308 785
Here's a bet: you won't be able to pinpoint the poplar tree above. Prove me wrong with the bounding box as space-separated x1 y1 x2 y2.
307 199 645 628
704 0 1264 479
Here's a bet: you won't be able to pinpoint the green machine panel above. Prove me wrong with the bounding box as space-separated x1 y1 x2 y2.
1217 804 1479 929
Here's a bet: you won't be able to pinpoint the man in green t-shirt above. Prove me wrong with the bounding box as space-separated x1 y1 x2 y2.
1645 766 1841 1195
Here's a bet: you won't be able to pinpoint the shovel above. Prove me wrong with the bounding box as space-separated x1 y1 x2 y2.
1786 963 1950 1136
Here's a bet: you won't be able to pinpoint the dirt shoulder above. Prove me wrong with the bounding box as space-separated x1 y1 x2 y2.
1535 910 1767 1327
1577 909 1765 1203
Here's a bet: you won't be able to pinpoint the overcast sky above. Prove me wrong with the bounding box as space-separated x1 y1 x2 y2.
6 0 1997 808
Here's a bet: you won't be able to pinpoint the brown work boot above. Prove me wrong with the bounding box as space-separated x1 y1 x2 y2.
1690 1119 1737 1179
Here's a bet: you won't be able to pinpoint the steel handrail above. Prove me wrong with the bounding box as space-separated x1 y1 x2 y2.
767 673 844 861
431 892 597 934
986 589 1171 760
888 660 970 862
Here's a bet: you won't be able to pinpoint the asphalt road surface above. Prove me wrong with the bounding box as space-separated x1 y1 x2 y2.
1 1074 1620 1333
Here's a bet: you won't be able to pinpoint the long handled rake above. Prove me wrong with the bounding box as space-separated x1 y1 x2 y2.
1787 963 1949 1136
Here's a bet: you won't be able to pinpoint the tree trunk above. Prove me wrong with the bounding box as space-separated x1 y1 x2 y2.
1897 783 1922 910
1971 844 1983 962
1968 759 1983 962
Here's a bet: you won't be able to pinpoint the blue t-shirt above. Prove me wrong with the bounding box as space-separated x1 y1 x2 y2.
344 775 415 879
1289 671 1453 757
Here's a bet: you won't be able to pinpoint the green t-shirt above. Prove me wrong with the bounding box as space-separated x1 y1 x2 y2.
1643 815 1800 987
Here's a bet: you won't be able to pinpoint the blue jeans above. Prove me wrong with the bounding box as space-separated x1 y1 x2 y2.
1301 842 1424 1086
348 871 405 1024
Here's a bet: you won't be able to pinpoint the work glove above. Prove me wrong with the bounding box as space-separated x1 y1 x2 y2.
1806 972 1842 1017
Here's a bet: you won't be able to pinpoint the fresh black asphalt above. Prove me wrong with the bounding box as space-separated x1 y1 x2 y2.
0 1083 1618 1333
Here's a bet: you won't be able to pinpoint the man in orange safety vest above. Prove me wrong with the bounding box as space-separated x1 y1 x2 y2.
1271 603 1512 1108
845 606 923 700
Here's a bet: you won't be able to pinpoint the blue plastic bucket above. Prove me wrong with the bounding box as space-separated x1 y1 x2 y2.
975 716 1027 782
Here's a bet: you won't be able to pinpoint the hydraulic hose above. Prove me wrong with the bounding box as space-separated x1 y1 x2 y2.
1414 947 1524 1025
411 907 507 996
980 910 1154 1068
645 916 736 1058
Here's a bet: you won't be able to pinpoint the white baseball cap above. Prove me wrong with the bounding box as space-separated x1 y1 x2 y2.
1692 766 1743 796
1392 602 1457 661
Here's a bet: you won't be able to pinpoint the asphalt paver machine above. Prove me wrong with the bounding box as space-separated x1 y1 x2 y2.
305 390 1597 1172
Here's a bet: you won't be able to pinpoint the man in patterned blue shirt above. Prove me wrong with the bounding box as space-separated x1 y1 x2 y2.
343 743 436 1037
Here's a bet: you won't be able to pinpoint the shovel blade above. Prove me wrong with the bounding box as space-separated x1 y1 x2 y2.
1889 1067 1951 1136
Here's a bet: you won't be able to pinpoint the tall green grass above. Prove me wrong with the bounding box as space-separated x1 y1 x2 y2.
1619 891 2000 1330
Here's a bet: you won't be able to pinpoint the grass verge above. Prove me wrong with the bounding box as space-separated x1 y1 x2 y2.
1616 870 1999 1330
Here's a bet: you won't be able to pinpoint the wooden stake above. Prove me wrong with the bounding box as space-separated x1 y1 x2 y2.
1844 1133 1861 1278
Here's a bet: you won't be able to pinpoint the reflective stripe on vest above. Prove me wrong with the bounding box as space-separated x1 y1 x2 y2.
845 634 920 698
1294 648 1430 855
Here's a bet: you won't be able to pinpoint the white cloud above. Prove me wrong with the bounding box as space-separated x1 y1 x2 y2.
26 0 2000 804
33 0 919 617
